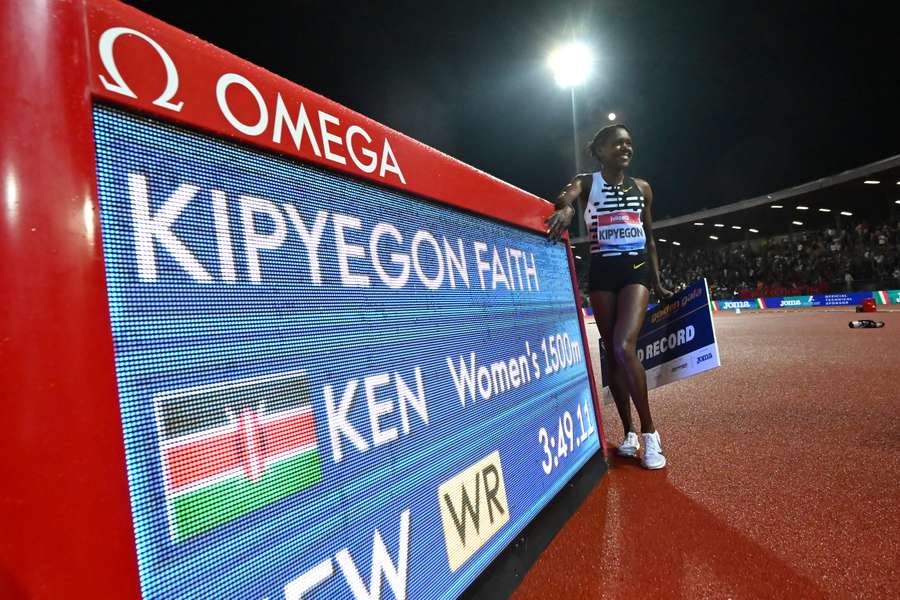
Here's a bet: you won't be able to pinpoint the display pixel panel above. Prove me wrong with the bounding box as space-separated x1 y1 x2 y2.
93 105 599 599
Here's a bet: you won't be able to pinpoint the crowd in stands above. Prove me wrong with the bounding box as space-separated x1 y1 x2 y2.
658 218 900 299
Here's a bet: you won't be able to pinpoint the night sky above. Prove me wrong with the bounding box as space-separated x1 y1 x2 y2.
128 0 899 219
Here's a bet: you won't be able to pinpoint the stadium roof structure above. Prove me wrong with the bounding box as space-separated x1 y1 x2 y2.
652 154 900 249
570 154 900 258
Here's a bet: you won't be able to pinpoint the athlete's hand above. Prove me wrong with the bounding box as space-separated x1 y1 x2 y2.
545 206 574 241
654 285 674 302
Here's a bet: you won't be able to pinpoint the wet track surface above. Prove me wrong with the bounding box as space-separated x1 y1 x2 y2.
511 310 900 599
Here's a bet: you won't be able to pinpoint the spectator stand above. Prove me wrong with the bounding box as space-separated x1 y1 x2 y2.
569 155 900 302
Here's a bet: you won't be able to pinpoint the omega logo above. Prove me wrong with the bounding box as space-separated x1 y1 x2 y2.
97 27 184 112
96 26 405 183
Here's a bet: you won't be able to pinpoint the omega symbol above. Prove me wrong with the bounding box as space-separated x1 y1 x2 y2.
97 27 184 112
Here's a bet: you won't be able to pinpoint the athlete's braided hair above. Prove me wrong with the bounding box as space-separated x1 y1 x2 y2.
588 124 631 161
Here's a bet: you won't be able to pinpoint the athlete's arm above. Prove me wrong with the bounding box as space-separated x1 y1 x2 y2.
635 178 674 300
546 174 589 241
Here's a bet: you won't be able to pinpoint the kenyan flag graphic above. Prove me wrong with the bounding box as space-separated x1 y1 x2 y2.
156 371 323 541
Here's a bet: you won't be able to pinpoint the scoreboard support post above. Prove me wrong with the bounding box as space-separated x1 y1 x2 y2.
0 1 142 597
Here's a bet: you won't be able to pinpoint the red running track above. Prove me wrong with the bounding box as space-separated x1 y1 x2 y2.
511 309 900 599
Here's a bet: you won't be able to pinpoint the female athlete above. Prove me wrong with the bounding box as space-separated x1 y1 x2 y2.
546 124 672 469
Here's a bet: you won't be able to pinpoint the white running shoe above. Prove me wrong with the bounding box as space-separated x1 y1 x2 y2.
641 431 667 470
617 431 640 457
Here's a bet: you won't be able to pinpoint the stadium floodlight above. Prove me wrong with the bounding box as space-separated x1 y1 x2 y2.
863 180 880 184
693 222 704 226
796 206 809 210
575 254 582 259
709 235 719 240
714 223 725 228
818 208 831 212
658 238 667 242
749 228 759 233
607 112 616 121
895 200 900 205
840 211 853 216
549 41 594 174
770 204 783 208
792 221 803 226
548 42 594 88
731 225 741 230
672 241 681 246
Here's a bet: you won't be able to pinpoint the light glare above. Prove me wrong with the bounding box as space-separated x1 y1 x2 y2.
607 112 616 121
5 170 17 223
83 198 95 245
548 42 594 88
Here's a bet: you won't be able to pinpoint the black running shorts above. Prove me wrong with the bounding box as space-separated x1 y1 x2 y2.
588 254 651 293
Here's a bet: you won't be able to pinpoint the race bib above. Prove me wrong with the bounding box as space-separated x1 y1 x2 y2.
594 210 645 253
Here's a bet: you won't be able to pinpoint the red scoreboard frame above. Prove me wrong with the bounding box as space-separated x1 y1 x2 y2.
0 1 604 597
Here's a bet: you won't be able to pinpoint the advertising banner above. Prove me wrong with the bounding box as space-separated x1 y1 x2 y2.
766 292 873 308
601 279 720 392
874 290 900 305
93 105 599 600
769 295 818 308
711 298 765 311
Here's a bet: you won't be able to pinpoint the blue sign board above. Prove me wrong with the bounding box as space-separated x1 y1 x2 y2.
601 279 720 391
770 293 872 308
92 106 599 599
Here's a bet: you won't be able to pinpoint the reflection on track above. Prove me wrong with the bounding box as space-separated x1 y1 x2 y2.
515 310 900 599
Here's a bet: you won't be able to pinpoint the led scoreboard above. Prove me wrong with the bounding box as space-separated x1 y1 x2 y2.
0 1 603 599
94 105 599 599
